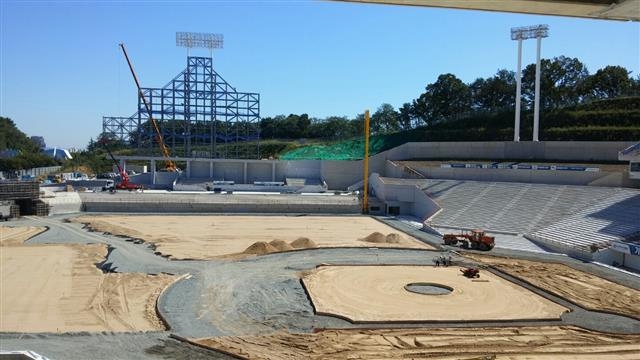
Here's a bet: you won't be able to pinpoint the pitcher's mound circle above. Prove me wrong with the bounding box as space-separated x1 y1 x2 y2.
404 282 453 295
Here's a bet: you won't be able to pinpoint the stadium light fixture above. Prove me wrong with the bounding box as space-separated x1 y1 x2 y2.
176 32 224 57
511 25 549 142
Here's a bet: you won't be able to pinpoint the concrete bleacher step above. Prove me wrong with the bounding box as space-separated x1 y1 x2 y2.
425 179 640 255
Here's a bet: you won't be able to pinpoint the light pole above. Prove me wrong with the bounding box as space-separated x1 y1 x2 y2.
511 25 549 142
175 32 224 156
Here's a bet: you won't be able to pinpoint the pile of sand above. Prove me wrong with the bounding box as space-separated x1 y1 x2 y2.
291 237 317 249
360 232 402 244
243 242 278 255
242 237 318 256
385 233 402 244
269 239 294 251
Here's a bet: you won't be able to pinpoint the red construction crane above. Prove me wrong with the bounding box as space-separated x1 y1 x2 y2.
101 140 142 191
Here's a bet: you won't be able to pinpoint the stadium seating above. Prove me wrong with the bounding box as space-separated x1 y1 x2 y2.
422 180 637 235
530 192 640 251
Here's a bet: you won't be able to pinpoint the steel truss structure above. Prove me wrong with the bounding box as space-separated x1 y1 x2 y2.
103 56 260 159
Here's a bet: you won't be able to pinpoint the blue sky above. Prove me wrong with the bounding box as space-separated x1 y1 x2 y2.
1 0 638 149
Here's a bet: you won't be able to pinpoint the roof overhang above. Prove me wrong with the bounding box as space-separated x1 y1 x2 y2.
332 0 640 22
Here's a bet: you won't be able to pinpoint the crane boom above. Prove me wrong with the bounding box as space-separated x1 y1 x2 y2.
100 140 141 191
119 43 178 172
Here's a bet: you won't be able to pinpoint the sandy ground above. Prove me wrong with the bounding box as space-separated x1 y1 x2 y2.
194 326 640 360
72 215 434 260
0 225 47 246
302 265 567 322
466 254 640 319
0 232 176 333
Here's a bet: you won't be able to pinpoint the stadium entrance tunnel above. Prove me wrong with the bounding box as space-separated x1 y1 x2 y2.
404 282 453 295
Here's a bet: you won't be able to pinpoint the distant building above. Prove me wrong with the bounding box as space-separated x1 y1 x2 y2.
43 147 73 161
30 136 46 149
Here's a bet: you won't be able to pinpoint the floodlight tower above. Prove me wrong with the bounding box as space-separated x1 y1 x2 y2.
176 31 224 57
511 24 549 142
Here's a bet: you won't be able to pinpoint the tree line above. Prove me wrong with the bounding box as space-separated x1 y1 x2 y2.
260 57 639 140
0 117 56 172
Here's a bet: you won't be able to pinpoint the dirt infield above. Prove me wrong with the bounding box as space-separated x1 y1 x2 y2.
0 230 176 333
72 215 434 259
466 254 640 319
194 326 640 360
0 225 47 246
302 265 568 322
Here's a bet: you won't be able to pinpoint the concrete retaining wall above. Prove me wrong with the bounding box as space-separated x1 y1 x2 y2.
418 167 609 186
247 162 274 183
212 162 244 182
117 141 634 190
321 161 362 190
41 192 82 214
369 173 440 220
312 141 634 189
78 193 360 214
622 252 640 270
398 141 636 162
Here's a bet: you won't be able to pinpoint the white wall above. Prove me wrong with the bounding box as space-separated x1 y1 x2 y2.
247 162 274 183
419 167 607 185
396 141 635 162
369 173 440 220
212 162 244 182
411 186 441 222
623 253 640 271
42 192 82 214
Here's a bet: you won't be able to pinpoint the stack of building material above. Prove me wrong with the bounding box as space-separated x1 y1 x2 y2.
0 181 39 200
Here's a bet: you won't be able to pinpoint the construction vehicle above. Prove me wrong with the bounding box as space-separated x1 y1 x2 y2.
100 140 142 192
119 43 178 172
461 267 480 278
442 229 495 251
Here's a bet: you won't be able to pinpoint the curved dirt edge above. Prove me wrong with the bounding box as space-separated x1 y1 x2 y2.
155 273 193 331
0 225 49 246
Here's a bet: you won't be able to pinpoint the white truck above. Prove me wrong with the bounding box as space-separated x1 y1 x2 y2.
0 201 12 221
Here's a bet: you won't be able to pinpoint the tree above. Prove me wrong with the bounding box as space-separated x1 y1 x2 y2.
583 65 633 100
308 116 357 139
284 113 310 138
522 56 589 109
413 74 471 124
0 117 41 153
260 116 284 139
87 132 127 152
398 102 415 130
371 103 400 134
470 69 516 111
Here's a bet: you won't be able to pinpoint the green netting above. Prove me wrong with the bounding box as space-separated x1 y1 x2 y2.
280 132 417 160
